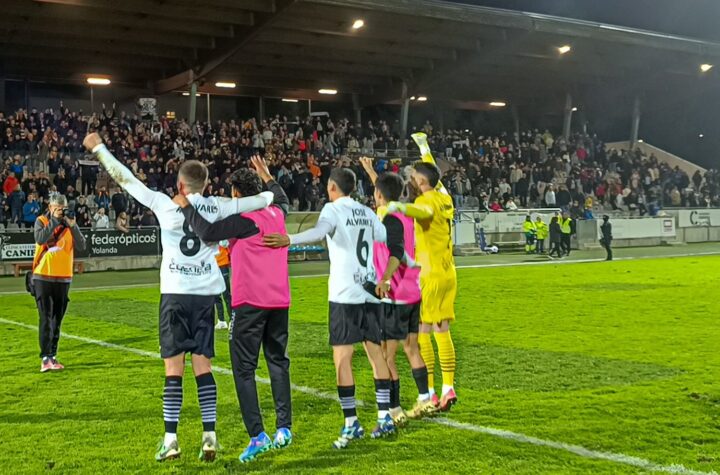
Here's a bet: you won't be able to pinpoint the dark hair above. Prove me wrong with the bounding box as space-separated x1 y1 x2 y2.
329 168 356 196
230 168 262 197
375 172 404 202
413 161 441 188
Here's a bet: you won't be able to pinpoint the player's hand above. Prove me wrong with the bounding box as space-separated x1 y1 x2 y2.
83 133 103 151
376 280 391 299
359 156 373 172
250 155 272 183
263 233 290 248
387 201 406 214
172 194 190 208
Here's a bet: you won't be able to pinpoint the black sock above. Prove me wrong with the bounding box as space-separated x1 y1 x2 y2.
391 379 401 408
338 385 357 418
163 376 183 433
196 372 217 432
374 379 391 413
412 366 429 395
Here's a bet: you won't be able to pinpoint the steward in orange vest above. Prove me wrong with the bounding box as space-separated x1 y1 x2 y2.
33 194 86 372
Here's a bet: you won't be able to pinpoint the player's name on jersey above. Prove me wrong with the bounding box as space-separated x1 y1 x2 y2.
346 208 373 227
175 202 219 215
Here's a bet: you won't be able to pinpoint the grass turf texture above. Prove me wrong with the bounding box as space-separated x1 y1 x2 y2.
1 254 719 474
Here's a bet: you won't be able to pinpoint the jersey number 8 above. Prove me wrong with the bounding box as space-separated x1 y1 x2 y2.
180 221 201 257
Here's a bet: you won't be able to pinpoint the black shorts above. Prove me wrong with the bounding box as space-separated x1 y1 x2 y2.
329 302 382 346
382 302 421 341
159 294 216 359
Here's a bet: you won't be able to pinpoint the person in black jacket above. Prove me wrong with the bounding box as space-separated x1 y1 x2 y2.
548 216 563 258
600 215 613 261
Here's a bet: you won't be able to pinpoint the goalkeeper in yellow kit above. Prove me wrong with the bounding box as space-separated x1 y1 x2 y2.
387 133 458 411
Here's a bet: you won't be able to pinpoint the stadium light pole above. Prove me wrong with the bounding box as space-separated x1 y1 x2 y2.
400 82 410 154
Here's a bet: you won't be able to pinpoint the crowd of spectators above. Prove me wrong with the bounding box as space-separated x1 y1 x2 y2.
1 103 719 232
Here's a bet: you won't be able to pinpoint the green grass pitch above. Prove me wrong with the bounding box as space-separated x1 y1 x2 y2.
1 253 720 474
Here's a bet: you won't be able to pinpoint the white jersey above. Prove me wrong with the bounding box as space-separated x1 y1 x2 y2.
291 196 386 304
93 144 272 295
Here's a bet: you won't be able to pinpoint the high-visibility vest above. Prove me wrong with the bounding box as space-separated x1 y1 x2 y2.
536 221 548 239
33 215 75 280
215 245 230 269
560 217 572 234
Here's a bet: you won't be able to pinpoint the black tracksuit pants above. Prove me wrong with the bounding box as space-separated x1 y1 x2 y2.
230 305 292 437
561 233 572 255
34 279 70 358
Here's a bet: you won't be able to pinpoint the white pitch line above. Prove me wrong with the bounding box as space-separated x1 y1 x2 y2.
0 317 713 475
0 318 352 406
2 250 719 296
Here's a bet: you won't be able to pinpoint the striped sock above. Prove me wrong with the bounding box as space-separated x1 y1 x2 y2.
163 376 183 434
196 372 217 432
418 332 435 390
338 385 357 426
390 379 401 409
433 331 456 389
375 379 391 419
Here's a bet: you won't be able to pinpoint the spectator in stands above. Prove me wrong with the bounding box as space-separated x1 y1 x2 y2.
489 199 503 212
3 171 19 196
545 184 556 207
10 184 25 225
95 187 110 213
93 207 109 229
74 196 90 228
23 193 41 228
140 208 158 227
0 192 6 227
115 211 130 234
505 197 518 211
111 188 128 217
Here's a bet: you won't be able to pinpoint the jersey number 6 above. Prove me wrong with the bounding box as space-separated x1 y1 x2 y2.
356 228 369 268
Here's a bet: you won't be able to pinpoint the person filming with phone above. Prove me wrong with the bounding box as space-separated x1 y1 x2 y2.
31 195 86 373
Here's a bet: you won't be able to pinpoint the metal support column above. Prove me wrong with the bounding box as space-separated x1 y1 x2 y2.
188 81 198 124
512 104 520 142
400 82 410 151
352 93 362 125
630 96 641 147
207 93 211 123
562 92 572 140
259 96 265 122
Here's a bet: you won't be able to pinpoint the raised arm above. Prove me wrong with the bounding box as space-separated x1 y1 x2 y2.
360 156 378 185
83 133 165 211
411 132 448 195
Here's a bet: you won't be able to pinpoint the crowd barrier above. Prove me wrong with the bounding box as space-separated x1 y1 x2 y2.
0 213 325 276
2 209 719 276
